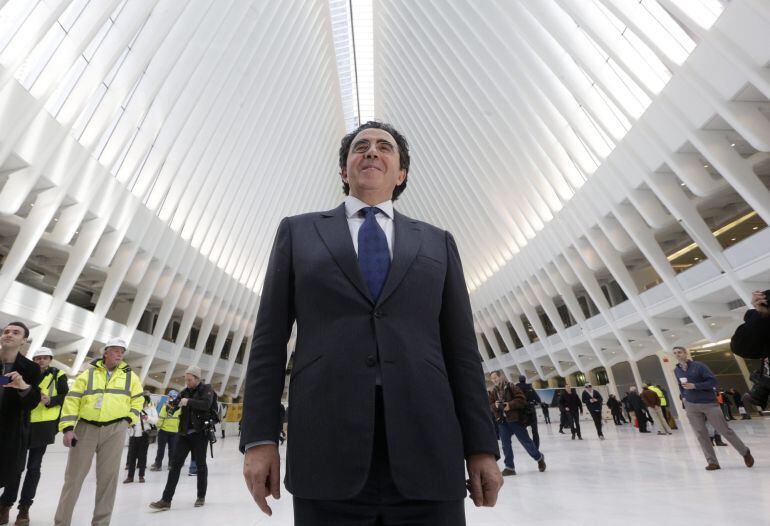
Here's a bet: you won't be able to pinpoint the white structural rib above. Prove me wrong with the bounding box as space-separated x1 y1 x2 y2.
0 0 344 395
376 0 770 380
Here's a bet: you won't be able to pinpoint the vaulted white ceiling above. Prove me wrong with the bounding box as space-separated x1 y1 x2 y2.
1 0 769 392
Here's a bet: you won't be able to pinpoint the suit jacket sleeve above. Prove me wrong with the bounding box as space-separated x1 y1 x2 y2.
240 218 295 452
439 232 499 459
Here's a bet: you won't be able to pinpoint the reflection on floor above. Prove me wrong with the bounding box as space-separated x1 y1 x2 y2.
21 417 770 525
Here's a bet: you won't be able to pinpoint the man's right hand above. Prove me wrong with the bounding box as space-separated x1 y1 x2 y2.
243 444 281 516
751 291 769 316
63 430 77 448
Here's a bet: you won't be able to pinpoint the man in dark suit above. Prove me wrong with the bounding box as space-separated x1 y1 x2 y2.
241 121 502 525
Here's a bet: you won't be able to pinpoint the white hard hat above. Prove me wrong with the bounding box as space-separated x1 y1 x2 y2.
33 347 54 358
103 338 128 352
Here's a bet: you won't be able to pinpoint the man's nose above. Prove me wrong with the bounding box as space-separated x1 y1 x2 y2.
364 145 378 158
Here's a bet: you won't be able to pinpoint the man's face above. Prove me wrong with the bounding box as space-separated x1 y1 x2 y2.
185 373 200 389
490 373 504 387
342 128 406 201
672 347 688 361
1 325 26 351
103 346 125 369
34 355 52 371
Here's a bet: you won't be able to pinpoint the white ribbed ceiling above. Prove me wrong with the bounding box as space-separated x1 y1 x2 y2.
374 0 723 290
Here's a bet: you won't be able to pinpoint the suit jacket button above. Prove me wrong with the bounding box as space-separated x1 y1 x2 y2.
366 355 376 367
373 311 384 319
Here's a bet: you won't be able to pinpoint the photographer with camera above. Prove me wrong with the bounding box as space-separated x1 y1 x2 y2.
150 366 214 511
731 290 770 413
488 371 546 477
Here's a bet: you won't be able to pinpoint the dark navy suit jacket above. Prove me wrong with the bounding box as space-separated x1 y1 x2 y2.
240 203 498 501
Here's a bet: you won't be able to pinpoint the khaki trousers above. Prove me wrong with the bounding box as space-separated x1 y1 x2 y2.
54 420 128 526
650 406 672 434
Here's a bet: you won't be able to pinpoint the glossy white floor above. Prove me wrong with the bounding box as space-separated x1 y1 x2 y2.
18 416 770 525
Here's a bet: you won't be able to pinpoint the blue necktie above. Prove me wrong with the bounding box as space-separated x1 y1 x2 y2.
358 207 391 301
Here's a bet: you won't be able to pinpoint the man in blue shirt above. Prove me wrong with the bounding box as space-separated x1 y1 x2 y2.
672 346 754 470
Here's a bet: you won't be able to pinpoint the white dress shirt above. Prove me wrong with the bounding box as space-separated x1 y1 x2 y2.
344 195 395 259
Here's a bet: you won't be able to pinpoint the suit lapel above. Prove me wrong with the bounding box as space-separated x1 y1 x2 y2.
314 203 373 303
376 211 422 306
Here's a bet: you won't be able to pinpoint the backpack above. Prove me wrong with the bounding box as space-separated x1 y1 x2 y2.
208 389 220 424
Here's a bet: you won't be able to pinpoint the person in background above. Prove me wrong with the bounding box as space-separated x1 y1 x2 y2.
655 384 677 429
540 402 551 424
1 347 67 526
559 385 583 440
641 384 672 435
150 366 214 510
718 390 735 421
489 371 546 477
672 346 753 471
0 322 41 526
150 391 180 471
124 395 158 483
626 387 648 433
730 388 750 420
607 394 625 425
54 338 144 526
581 383 604 440
515 375 542 448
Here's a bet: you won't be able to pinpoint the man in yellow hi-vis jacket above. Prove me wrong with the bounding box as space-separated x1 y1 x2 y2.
54 338 144 526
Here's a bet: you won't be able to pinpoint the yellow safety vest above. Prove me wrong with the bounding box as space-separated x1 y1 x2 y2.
648 386 667 407
30 368 67 423
157 404 179 433
59 359 144 432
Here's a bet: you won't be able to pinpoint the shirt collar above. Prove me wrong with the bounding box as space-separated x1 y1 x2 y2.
344 195 394 220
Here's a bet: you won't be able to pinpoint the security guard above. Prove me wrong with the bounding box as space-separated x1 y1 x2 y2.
53 338 144 526
150 390 180 471
0 347 68 525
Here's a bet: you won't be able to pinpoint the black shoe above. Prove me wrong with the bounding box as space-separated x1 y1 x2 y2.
559 430 565 434
537 455 546 472
705 463 721 471
744 449 755 468
194 498 205 507
501 468 516 476
149 500 171 511
571 434 575 440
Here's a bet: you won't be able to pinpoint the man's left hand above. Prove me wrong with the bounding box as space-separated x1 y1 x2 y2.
4 372 29 390
466 453 503 507
683 383 696 390
179 398 189 407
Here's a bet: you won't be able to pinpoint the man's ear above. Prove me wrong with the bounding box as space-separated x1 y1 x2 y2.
396 169 406 186
341 167 348 184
